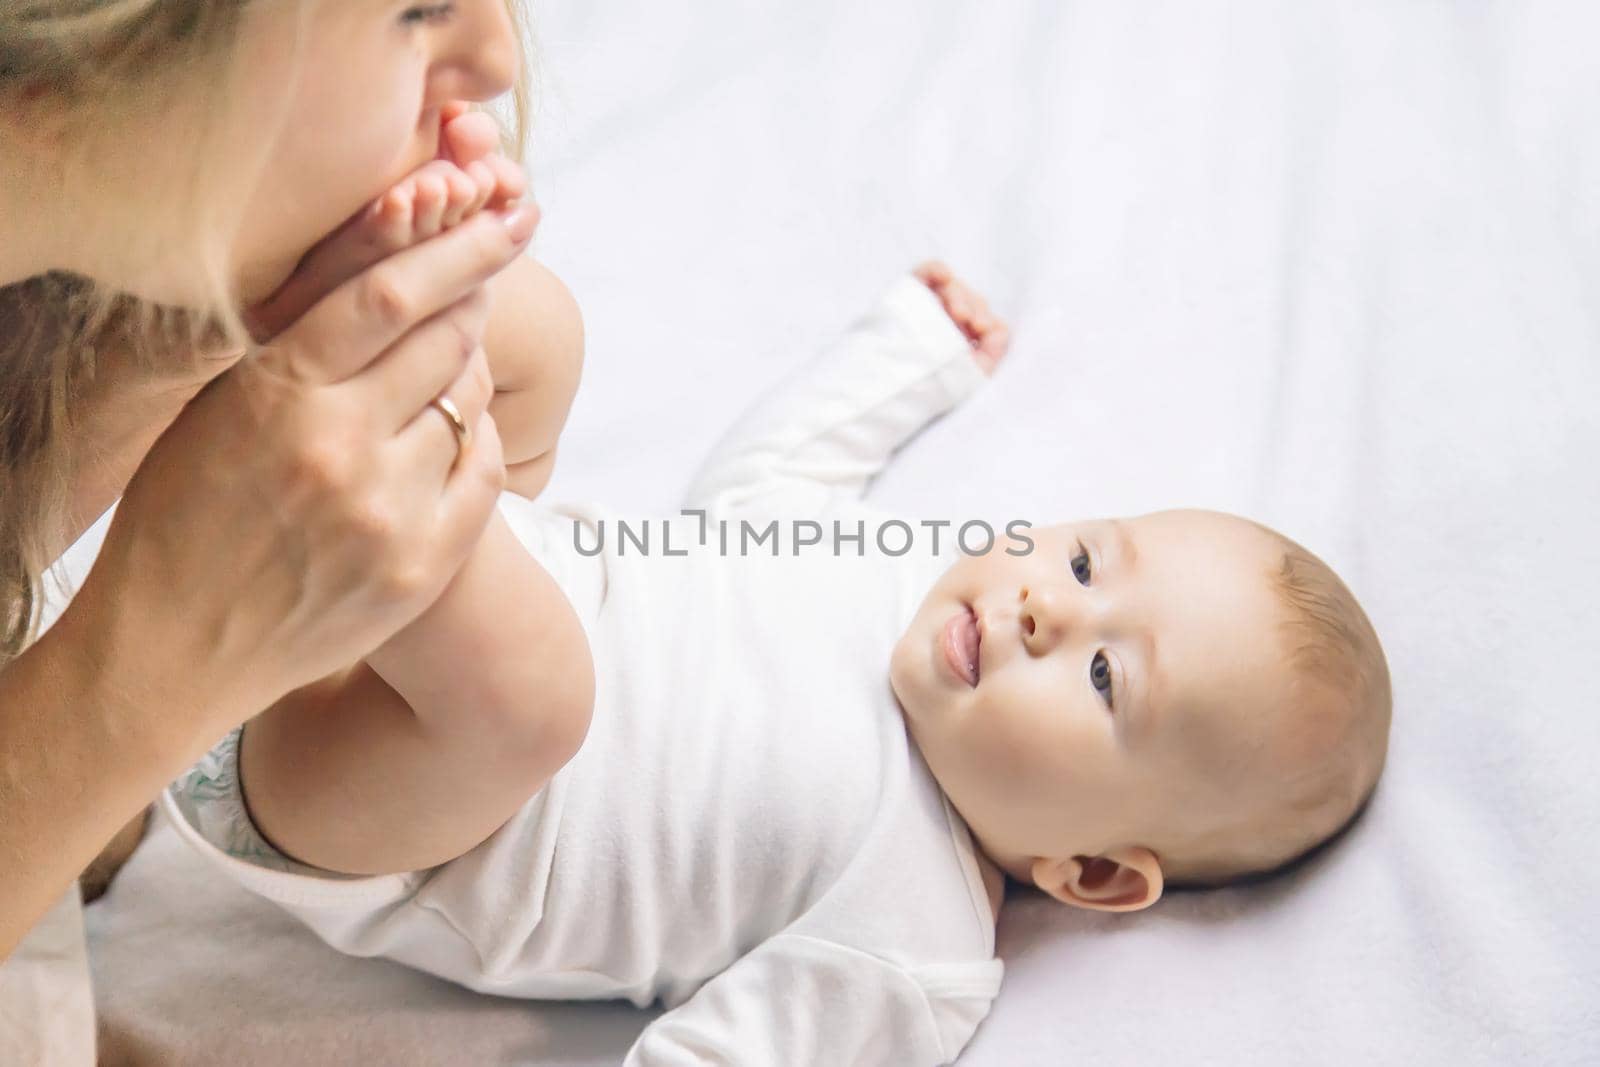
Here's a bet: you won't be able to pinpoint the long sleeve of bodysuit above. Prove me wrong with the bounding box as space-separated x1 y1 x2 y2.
683 275 987 518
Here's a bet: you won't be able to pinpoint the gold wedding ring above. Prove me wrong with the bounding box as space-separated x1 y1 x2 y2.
429 395 472 460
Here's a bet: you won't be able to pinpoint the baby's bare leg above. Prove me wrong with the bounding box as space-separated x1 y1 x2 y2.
234 141 582 875
240 512 594 875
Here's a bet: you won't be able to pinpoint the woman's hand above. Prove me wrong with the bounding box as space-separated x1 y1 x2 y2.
63 203 538 751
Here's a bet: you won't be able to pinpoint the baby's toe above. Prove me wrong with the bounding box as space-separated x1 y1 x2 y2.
462 160 497 218
440 168 479 229
441 109 502 168
484 154 529 209
371 186 416 249
412 172 450 237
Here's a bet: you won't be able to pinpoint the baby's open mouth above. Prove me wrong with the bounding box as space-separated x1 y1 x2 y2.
941 605 981 688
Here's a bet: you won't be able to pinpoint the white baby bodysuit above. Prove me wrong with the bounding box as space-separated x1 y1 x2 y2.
163 275 1005 1065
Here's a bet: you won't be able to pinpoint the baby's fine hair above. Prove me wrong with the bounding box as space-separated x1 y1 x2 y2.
1168 523 1393 890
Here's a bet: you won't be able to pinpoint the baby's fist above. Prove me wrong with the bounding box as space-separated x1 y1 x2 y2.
915 261 1010 375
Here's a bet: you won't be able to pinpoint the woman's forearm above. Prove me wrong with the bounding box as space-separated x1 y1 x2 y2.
0 609 205 959
60 365 222 557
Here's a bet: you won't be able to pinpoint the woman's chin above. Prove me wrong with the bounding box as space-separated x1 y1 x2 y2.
233 254 302 310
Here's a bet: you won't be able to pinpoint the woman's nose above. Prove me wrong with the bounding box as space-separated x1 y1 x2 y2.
429 1 520 105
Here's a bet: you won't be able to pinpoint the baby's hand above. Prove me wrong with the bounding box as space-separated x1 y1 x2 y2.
914 261 1010 375
249 107 531 340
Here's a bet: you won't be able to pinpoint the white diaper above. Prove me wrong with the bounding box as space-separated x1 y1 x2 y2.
169 728 308 876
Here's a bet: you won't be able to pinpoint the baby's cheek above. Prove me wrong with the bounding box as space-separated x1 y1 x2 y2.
971 692 1061 788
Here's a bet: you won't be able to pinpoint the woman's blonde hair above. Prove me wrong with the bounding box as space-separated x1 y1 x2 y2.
0 0 532 667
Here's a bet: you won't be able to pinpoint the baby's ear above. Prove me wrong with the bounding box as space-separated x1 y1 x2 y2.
1032 847 1164 912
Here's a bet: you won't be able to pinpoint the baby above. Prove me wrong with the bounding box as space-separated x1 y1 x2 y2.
163 176 1393 1063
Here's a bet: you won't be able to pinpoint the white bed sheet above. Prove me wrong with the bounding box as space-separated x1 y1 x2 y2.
86 1 1599 1063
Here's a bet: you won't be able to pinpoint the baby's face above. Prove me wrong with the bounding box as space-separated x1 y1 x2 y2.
890 509 1296 874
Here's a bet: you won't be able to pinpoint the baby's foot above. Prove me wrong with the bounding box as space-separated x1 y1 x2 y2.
250 160 504 338
361 106 528 267
251 106 532 339
915 261 1010 374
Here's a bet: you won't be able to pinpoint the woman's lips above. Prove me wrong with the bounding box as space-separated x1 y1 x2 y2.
941 605 981 688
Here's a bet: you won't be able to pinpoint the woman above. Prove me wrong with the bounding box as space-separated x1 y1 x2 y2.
0 0 538 966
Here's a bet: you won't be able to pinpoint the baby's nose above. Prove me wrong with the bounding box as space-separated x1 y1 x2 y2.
1019 585 1069 651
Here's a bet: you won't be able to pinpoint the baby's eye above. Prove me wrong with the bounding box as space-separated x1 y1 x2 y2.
401 3 457 26
1090 651 1114 707
1070 545 1092 586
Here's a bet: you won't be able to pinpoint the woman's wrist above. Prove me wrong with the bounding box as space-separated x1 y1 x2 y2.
41 608 201 773
47 577 256 768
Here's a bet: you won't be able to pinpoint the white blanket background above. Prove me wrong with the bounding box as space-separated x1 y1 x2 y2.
86 2 1599 1064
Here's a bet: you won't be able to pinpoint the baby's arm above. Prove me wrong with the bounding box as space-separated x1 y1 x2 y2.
684 264 1008 517
624 933 1000 1066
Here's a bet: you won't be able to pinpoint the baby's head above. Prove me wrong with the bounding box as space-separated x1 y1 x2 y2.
890 509 1390 911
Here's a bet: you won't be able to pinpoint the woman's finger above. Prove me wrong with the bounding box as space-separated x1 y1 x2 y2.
433 410 508 559
398 346 497 486
351 286 492 432
285 205 537 385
